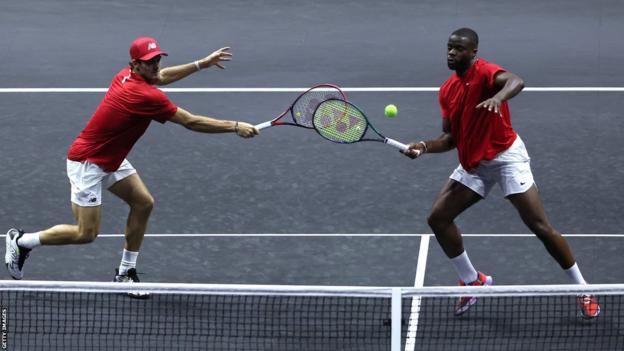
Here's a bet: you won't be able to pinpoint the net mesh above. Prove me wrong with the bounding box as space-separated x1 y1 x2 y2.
291 86 345 127
3 291 389 351
404 294 624 351
313 99 368 143
1 282 623 351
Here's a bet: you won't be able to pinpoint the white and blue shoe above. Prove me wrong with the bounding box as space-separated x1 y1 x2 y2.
5 228 30 280
113 268 150 299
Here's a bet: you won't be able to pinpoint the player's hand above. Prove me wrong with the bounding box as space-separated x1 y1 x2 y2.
235 122 259 138
403 142 425 159
199 47 232 70
476 97 503 116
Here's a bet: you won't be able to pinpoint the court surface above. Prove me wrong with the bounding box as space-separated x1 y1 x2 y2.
0 0 623 320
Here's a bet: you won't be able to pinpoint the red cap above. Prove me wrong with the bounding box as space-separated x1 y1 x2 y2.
129 37 168 61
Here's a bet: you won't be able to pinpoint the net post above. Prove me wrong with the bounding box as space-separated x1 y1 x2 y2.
391 287 402 351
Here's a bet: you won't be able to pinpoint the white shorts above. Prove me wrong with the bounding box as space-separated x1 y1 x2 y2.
67 159 136 207
450 136 535 198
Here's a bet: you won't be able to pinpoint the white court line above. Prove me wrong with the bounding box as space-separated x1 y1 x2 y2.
95 233 624 238
404 234 430 351
1 87 624 93
48 233 624 238
1 233 622 238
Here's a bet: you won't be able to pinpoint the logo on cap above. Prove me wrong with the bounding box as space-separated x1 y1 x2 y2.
129 36 168 61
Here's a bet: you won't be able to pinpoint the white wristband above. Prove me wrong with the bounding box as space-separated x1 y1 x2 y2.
194 61 201 71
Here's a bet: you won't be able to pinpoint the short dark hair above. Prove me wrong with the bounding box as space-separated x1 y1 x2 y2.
451 28 479 46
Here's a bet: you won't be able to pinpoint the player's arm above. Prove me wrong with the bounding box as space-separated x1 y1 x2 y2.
155 47 232 86
476 71 525 115
404 118 455 159
169 107 258 138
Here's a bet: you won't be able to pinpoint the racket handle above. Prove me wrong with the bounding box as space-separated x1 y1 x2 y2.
255 121 273 130
384 138 409 152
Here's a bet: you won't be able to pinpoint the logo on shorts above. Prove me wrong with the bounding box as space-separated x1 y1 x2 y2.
88 194 98 203
520 182 526 186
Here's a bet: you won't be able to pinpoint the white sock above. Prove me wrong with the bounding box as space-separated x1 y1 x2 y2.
450 251 479 283
118 249 139 276
564 263 587 285
17 232 42 249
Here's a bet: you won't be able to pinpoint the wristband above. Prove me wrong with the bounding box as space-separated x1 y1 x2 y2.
419 141 428 153
234 121 239 133
194 61 201 71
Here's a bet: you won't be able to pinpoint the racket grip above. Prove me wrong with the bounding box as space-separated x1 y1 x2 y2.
384 138 409 152
255 121 273 130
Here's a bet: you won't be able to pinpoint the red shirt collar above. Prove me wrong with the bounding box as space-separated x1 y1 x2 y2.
454 58 480 81
128 68 148 84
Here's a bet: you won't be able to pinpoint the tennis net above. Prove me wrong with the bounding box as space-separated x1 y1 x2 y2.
0 281 622 350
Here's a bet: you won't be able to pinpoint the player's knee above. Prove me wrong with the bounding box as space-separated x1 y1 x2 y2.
143 195 155 211
134 195 154 212
427 211 449 231
530 221 555 239
77 226 98 244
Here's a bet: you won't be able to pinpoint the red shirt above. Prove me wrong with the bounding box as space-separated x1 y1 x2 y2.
68 68 178 172
438 58 517 171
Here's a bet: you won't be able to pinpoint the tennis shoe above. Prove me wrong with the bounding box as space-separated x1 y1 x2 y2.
113 268 150 299
577 294 600 319
454 271 493 316
5 228 31 280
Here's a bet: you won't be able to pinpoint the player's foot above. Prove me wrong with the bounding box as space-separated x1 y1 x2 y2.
577 294 600 319
113 268 150 299
454 271 493 316
5 228 31 280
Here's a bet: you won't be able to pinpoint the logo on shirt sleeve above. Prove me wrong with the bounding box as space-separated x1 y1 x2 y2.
121 72 131 84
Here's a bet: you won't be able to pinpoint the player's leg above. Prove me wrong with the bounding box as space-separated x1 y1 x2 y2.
35 204 101 244
506 185 597 285
5 160 105 279
108 173 154 252
429 169 494 315
428 179 482 259
107 164 153 298
507 185 576 269
507 185 600 318
496 137 581 275
36 159 106 244
5 204 101 280
498 135 601 319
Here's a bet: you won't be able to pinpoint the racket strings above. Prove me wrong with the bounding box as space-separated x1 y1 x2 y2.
313 100 367 143
291 89 344 127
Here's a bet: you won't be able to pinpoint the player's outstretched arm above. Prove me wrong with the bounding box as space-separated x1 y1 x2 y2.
404 118 455 159
156 47 232 86
476 71 524 116
169 107 258 138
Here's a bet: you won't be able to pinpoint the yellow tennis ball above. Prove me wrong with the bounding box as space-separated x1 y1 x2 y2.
384 104 397 118
296 111 302 118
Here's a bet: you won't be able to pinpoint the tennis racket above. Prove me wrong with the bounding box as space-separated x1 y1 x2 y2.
255 84 346 130
312 98 419 155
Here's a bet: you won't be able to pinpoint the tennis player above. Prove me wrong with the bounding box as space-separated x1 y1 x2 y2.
404 28 600 318
5 37 258 296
